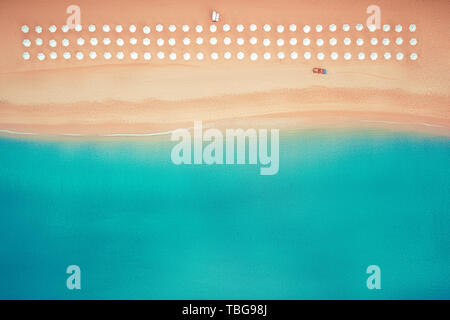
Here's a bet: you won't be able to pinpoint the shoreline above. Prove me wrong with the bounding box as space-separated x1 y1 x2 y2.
1 112 448 142
1 86 448 139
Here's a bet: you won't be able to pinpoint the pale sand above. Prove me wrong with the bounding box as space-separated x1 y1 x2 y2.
0 0 448 137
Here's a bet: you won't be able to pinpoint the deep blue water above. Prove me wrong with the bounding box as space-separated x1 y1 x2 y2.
0 129 449 299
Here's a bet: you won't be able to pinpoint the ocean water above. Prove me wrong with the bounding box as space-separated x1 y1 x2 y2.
0 129 448 299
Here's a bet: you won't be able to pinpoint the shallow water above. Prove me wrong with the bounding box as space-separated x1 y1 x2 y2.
0 129 448 299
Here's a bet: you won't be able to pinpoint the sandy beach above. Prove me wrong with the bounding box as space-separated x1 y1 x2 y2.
0 0 448 137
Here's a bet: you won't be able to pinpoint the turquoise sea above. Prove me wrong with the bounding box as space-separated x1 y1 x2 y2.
0 129 449 299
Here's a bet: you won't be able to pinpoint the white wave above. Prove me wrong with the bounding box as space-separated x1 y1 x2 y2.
360 120 444 128
0 129 37 135
101 130 175 137
0 129 186 137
